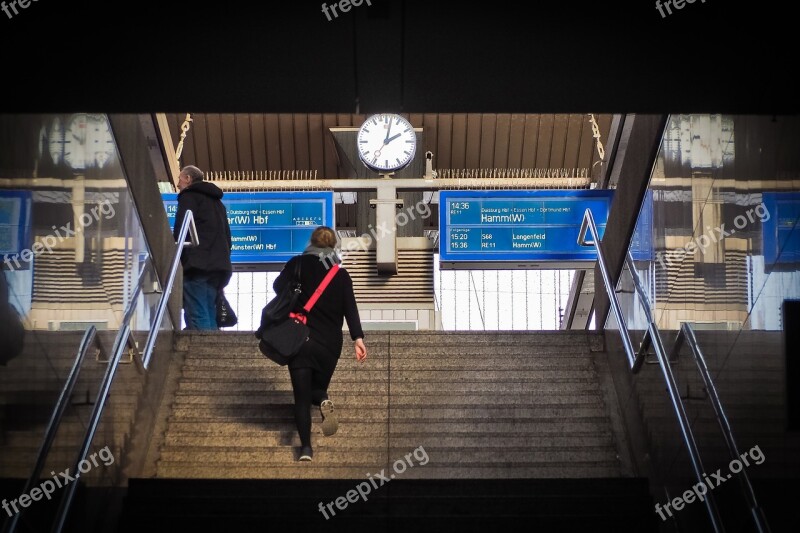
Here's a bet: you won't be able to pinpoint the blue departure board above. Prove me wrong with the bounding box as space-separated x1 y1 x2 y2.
0 190 32 258
762 192 800 266
439 190 614 268
162 191 334 267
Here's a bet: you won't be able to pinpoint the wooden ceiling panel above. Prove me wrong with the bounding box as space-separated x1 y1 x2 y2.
234 114 253 172
322 114 340 178
249 114 268 170
494 114 511 168
520 114 540 168
563 114 584 170
535 114 554 169
549 114 569 169
206 114 226 171
507 114 526 168
170 113 614 178
220 114 239 170
478 113 496 169
465 114 482 169
308 114 325 174
435 114 453 170
576 114 595 170
292 114 310 171
264 114 281 171
278 114 295 169
450 114 468 169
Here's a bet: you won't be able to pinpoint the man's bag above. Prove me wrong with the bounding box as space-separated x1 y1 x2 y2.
258 314 310 366
216 289 238 328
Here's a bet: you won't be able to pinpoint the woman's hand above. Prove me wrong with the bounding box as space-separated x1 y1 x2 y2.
354 338 367 363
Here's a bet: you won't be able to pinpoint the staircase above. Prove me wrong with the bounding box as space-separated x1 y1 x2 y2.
0 329 145 532
151 331 625 478
632 330 800 532
0 330 141 479
115 330 660 532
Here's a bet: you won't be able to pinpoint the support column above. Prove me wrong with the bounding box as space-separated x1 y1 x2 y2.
369 180 402 275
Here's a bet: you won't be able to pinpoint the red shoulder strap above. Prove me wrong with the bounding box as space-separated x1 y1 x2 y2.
303 264 340 312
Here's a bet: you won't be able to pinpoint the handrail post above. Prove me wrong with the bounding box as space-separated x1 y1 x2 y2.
1 327 97 533
577 209 639 370
141 209 198 369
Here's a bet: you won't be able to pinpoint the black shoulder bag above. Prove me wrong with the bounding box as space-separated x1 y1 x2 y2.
255 259 302 340
256 263 340 366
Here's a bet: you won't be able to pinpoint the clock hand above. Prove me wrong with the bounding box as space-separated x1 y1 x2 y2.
385 133 402 144
384 119 393 143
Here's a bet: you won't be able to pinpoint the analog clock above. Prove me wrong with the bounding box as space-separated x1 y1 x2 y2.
63 113 115 170
357 113 417 173
63 113 88 170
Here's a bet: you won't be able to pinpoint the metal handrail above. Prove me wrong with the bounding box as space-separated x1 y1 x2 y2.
142 210 198 369
578 208 725 533
49 210 198 533
676 323 771 533
1 327 98 533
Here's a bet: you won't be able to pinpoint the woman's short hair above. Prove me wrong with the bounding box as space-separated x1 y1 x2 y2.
310 226 338 249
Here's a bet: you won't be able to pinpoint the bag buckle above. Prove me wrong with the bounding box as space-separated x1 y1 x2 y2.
289 312 307 324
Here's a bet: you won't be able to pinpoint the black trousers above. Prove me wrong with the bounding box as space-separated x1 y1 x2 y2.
287 338 339 447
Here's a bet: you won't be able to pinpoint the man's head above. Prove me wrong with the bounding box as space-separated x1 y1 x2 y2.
177 165 204 191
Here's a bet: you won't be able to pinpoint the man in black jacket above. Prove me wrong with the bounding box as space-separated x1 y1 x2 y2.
173 165 232 330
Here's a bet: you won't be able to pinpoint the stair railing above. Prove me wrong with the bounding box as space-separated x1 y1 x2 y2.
674 323 771 533
578 208 725 533
13 210 199 533
1 327 99 533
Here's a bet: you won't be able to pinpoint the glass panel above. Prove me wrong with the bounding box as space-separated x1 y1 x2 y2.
0 113 174 529
605 114 800 531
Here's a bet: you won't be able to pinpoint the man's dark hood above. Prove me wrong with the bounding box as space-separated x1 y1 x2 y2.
180 181 223 199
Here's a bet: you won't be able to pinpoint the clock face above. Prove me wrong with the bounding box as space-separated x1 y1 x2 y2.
87 115 115 168
357 113 417 172
62 113 115 170
63 113 88 170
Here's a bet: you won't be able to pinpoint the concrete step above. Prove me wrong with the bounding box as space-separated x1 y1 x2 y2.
167 404 609 422
171 391 604 406
157 446 618 465
163 432 614 448
163 419 613 436
154 463 623 479
177 368 600 382
181 356 595 369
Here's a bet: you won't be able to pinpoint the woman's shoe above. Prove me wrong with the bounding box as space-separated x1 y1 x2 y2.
299 445 313 461
320 399 338 436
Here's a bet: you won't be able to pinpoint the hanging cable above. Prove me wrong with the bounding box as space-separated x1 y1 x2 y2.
175 113 193 163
